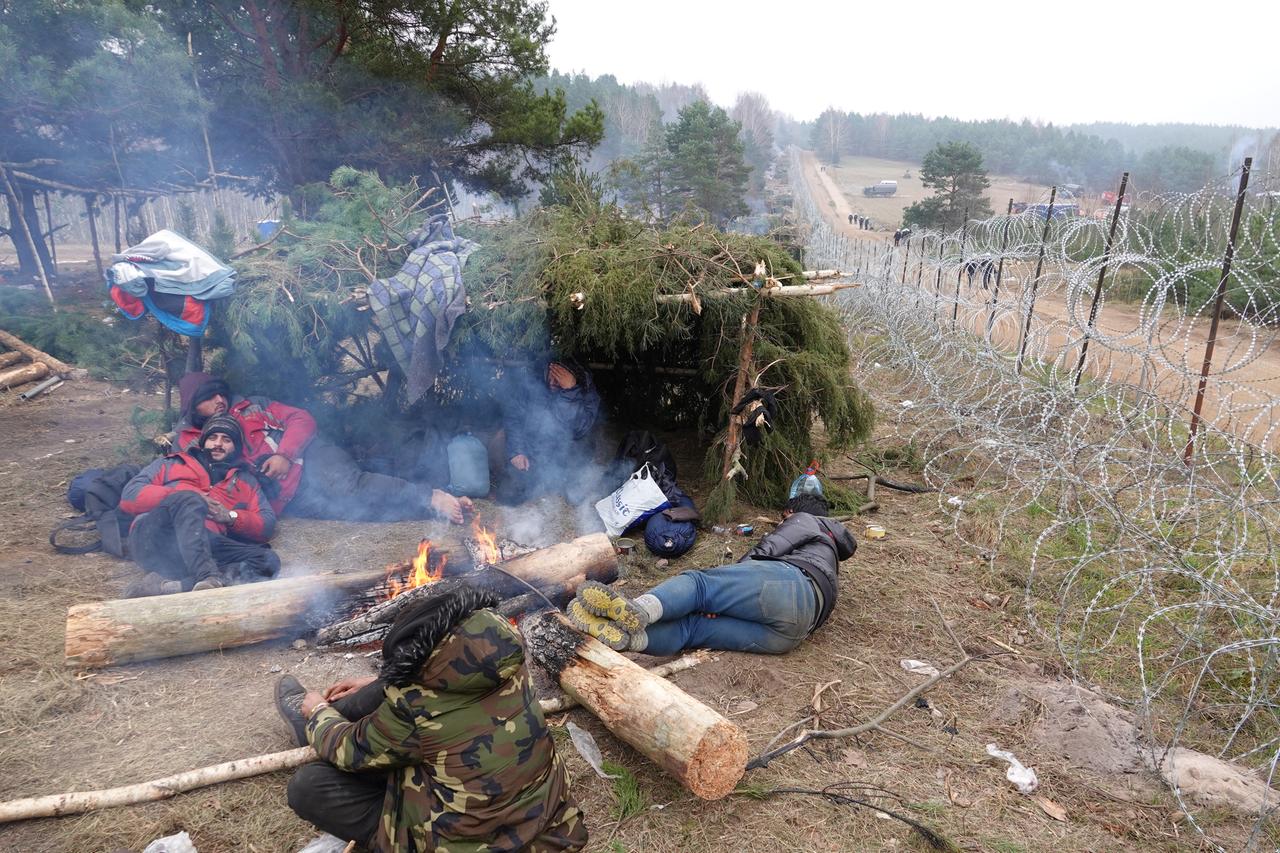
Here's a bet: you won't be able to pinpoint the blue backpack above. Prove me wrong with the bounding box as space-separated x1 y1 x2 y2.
643 488 699 558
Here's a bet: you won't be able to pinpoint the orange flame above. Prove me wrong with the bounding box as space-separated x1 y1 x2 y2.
385 539 446 599
472 516 501 565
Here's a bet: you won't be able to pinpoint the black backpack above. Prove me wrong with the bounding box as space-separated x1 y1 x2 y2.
51 464 140 557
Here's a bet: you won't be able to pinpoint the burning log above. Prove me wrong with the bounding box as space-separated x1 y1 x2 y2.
525 612 748 800
65 567 390 668
317 533 618 648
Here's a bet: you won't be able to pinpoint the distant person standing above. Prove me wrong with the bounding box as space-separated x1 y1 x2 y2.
848 213 854 225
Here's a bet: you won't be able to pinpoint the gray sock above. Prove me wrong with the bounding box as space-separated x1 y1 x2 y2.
628 628 649 652
634 594 663 625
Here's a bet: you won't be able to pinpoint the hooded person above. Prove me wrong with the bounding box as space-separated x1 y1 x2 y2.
119 414 280 595
274 586 589 852
175 372 479 524
568 494 856 656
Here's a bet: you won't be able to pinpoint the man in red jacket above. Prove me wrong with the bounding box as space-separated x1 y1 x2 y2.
120 415 280 597
175 373 472 523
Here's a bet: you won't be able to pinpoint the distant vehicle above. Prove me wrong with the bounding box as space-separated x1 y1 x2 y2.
862 180 898 197
1021 202 1080 220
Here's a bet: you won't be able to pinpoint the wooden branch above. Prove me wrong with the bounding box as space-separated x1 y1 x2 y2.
801 269 844 279
828 473 936 494
722 301 762 481
0 329 73 375
0 351 25 369
655 282 861 304
746 655 979 770
0 747 316 823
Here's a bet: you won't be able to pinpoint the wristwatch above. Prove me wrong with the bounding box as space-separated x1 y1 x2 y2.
228 510 238 520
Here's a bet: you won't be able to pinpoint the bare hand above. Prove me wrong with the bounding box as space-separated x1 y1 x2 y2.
260 454 292 480
510 454 530 471
204 496 232 524
431 489 465 524
547 363 577 390
324 675 377 702
300 690 327 717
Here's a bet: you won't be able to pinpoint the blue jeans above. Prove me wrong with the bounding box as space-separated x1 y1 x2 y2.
643 559 818 655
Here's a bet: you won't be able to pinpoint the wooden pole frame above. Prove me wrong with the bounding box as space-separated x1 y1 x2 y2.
0 166 56 309
1016 186 1058 374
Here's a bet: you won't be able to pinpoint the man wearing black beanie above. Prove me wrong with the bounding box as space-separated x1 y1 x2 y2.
118 413 280 596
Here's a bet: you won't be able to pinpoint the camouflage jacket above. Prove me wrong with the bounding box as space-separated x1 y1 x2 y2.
307 610 588 853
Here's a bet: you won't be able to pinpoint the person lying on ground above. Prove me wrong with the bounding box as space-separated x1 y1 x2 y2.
568 494 856 655
495 360 602 505
274 586 589 853
174 372 477 524
119 415 279 596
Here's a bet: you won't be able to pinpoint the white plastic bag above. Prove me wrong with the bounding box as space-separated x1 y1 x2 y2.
595 463 670 537
985 743 1039 793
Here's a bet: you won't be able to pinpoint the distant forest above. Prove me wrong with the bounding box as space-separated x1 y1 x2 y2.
535 72 1280 196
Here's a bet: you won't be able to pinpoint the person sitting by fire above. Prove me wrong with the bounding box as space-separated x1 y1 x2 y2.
273 586 589 852
568 493 856 655
119 415 279 596
174 372 480 524
495 359 602 505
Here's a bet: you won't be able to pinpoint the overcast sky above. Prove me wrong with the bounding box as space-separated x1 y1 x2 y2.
543 0 1280 129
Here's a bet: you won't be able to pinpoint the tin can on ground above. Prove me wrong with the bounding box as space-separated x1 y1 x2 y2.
864 525 886 540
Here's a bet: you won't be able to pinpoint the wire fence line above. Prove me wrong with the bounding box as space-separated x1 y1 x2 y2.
787 147 1280 848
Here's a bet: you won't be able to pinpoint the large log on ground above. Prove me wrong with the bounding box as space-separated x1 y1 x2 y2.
317 533 619 647
0 351 24 369
0 361 49 390
525 612 747 800
65 567 390 668
0 328 73 375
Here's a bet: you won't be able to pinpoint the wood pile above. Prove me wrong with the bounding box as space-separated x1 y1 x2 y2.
0 328 79 397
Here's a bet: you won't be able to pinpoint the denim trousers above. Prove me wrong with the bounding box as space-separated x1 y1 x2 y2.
643 559 818 656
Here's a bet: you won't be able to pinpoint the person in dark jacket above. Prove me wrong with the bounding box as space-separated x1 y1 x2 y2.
495 361 601 505
274 586 588 852
174 373 478 524
569 494 856 654
119 415 279 596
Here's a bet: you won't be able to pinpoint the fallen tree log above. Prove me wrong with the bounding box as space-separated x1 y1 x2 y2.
0 361 49 390
0 328 73 375
65 567 391 668
0 351 24 369
0 652 716 824
526 612 747 800
654 282 861 304
318 533 618 647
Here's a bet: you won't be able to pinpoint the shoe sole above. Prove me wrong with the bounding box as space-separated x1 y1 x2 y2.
566 599 630 651
577 581 645 632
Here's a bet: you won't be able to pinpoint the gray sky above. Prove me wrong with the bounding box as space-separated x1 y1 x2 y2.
543 0 1280 128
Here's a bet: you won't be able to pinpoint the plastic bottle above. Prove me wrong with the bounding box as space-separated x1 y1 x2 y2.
788 459 824 499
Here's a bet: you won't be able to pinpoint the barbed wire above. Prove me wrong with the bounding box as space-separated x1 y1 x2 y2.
787 148 1280 849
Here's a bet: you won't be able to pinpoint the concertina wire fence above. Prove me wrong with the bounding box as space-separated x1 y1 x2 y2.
787 146 1280 848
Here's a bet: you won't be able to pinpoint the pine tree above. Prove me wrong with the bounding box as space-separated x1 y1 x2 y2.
903 141 994 230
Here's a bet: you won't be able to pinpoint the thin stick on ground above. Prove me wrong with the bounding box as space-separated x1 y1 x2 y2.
746 602 982 770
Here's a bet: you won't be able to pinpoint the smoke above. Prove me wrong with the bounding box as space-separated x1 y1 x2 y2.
1228 134 1258 172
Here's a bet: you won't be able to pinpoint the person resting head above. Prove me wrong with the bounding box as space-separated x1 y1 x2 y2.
179 372 231 428
783 493 829 518
198 414 245 464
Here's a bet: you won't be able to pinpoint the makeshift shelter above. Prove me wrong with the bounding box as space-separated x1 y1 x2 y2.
220 168 874 519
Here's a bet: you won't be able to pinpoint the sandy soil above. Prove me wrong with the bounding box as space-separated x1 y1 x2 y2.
798 149 1280 450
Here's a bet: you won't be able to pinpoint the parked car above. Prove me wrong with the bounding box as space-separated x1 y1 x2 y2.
862 180 898 197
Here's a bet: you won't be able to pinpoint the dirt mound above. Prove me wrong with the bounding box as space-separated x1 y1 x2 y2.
991 679 1278 818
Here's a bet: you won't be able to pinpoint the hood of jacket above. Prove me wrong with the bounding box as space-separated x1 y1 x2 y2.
379 585 517 691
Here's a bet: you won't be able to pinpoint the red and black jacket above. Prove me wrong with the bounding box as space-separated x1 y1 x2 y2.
177 395 317 514
120 451 276 542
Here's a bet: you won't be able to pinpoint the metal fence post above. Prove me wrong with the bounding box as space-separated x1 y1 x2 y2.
1073 172 1129 390
1016 186 1057 374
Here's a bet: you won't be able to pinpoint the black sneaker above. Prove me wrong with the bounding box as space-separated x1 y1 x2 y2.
275 674 308 746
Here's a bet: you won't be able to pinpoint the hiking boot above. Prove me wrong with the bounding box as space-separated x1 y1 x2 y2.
566 599 631 652
192 575 226 592
123 572 182 598
275 674 309 747
576 581 648 632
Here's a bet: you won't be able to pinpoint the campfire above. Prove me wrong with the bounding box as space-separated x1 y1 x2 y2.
384 539 447 600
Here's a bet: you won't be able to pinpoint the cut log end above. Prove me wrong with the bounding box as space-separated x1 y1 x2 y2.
686 720 749 800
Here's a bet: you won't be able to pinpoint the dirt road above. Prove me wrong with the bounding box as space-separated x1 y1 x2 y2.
797 149 1280 450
